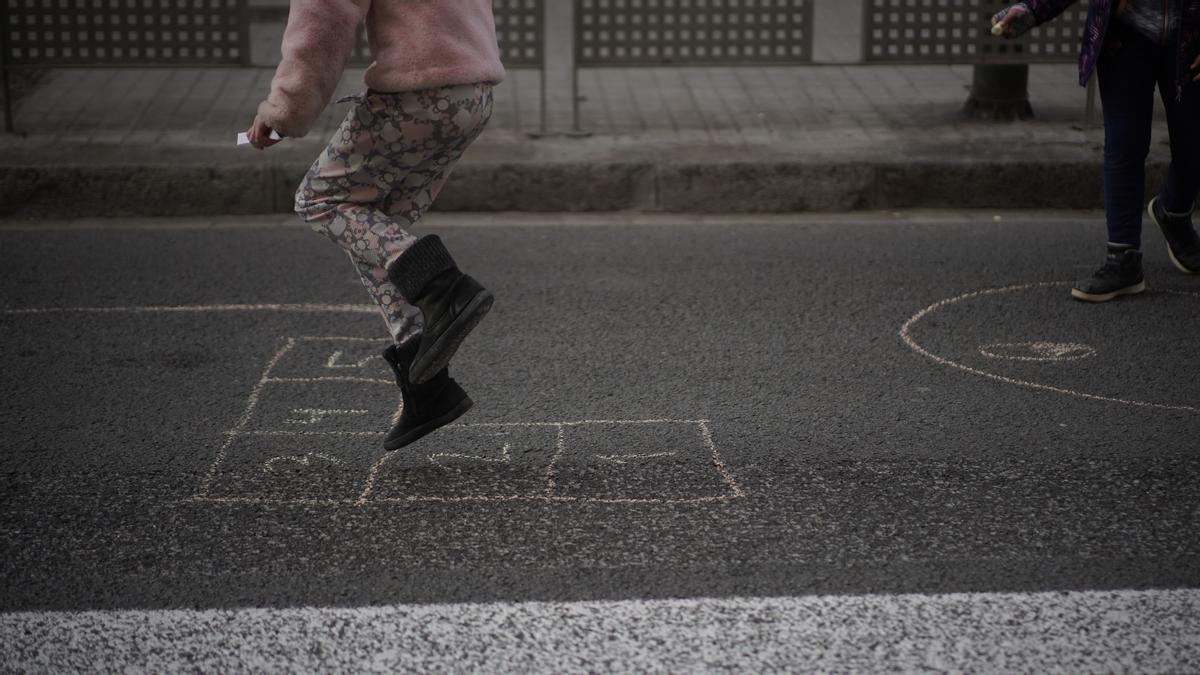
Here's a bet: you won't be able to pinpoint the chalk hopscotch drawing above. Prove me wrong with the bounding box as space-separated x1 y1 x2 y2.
430 443 512 468
358 419 744 506
0 301 746 507
978 342 1096 362
325 350 378 369
285 408 369 425
901 282 1199 413
595 452 676 465
196 337 746 507
263 452 343 473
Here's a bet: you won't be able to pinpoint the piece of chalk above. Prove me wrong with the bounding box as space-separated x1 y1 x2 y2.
236 130 282 146
991 22 1007 36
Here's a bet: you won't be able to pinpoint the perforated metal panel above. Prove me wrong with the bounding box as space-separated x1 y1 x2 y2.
576 0 814 66
493 0 543 65
863 0 1088 64
2 0 250 65
353 0 544 67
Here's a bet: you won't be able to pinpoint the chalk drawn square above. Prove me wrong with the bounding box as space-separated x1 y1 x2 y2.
363 424 560 503
242 380 398 434
551 421 736 502
205 433 386 503
268 338 392 381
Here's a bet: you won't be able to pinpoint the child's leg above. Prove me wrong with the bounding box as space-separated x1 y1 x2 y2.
1098 24 1160 248
295 85 493 344
349 253 424 344
295 100 420 270
375 84 494 224
1147 51 1200 274
1156 60 1200 214
376 84 496 384
294 98 422 342
364 84 492 344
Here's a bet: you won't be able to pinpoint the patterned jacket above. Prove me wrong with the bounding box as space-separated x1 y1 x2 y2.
1022 0 1200 98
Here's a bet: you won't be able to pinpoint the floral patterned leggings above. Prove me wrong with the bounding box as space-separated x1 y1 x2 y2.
295 82 494 344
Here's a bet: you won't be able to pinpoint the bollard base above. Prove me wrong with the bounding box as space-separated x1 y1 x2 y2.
963 96 1035 121
964 64 1034 121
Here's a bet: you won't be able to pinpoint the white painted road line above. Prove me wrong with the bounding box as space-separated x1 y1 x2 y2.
1 303 377 315
3 589 1198 672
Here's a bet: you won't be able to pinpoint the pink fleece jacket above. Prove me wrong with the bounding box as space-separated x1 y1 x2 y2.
258 0 506 138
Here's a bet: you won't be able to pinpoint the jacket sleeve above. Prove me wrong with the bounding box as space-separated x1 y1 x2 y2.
1020 0 1084 25
256 0 369 138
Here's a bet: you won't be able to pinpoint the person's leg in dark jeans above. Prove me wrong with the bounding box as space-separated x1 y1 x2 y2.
1148 45 1200 273
1100 24 1159 248
1073 22 1158 302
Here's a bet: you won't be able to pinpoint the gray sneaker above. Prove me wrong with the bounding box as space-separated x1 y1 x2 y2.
1149 196 1200 274
1071 246 1145 303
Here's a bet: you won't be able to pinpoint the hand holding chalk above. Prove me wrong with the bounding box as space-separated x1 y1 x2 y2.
990 4 1034 39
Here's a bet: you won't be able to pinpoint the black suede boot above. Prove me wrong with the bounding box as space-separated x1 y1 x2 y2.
1071 245 1145 303
1148 197 1200 274
382 341 473 451
387 235 494 384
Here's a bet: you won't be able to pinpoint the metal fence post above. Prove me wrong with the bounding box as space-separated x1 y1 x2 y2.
539 0 581 137
1 1 14 134
1 63 12 135
237 0 253 67
539 41 548 136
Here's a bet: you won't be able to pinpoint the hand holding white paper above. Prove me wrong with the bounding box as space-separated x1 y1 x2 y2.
237 130 282 146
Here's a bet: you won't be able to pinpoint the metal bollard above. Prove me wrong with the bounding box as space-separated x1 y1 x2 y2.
963 63 1034 121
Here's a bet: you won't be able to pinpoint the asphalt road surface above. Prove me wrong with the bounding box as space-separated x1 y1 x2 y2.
2 213 1198 671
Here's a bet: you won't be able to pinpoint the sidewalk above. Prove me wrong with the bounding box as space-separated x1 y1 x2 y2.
0 62 1172 217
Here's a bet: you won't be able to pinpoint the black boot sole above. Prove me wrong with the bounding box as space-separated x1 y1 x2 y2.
1070 281 1146 303
409 290 494 385
383 395 474 451
1166 245 1199 275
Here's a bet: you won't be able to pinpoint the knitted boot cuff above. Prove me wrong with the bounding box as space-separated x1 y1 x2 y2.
387 235 458 300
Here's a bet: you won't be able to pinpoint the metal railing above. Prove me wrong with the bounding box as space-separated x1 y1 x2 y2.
2 0 250 65
1 0 1097 135
552 0 816 134
862 0 1088 64
575 0 815 66
860 0 1095 120
1 0 251 131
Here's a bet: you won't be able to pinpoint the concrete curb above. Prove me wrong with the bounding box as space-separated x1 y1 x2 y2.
0 158 1169 218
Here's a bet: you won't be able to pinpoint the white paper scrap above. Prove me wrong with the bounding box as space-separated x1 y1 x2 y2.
237 130 282 146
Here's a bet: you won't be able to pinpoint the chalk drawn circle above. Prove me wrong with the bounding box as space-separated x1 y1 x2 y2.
900 282 1199 414
978 341 1097 362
